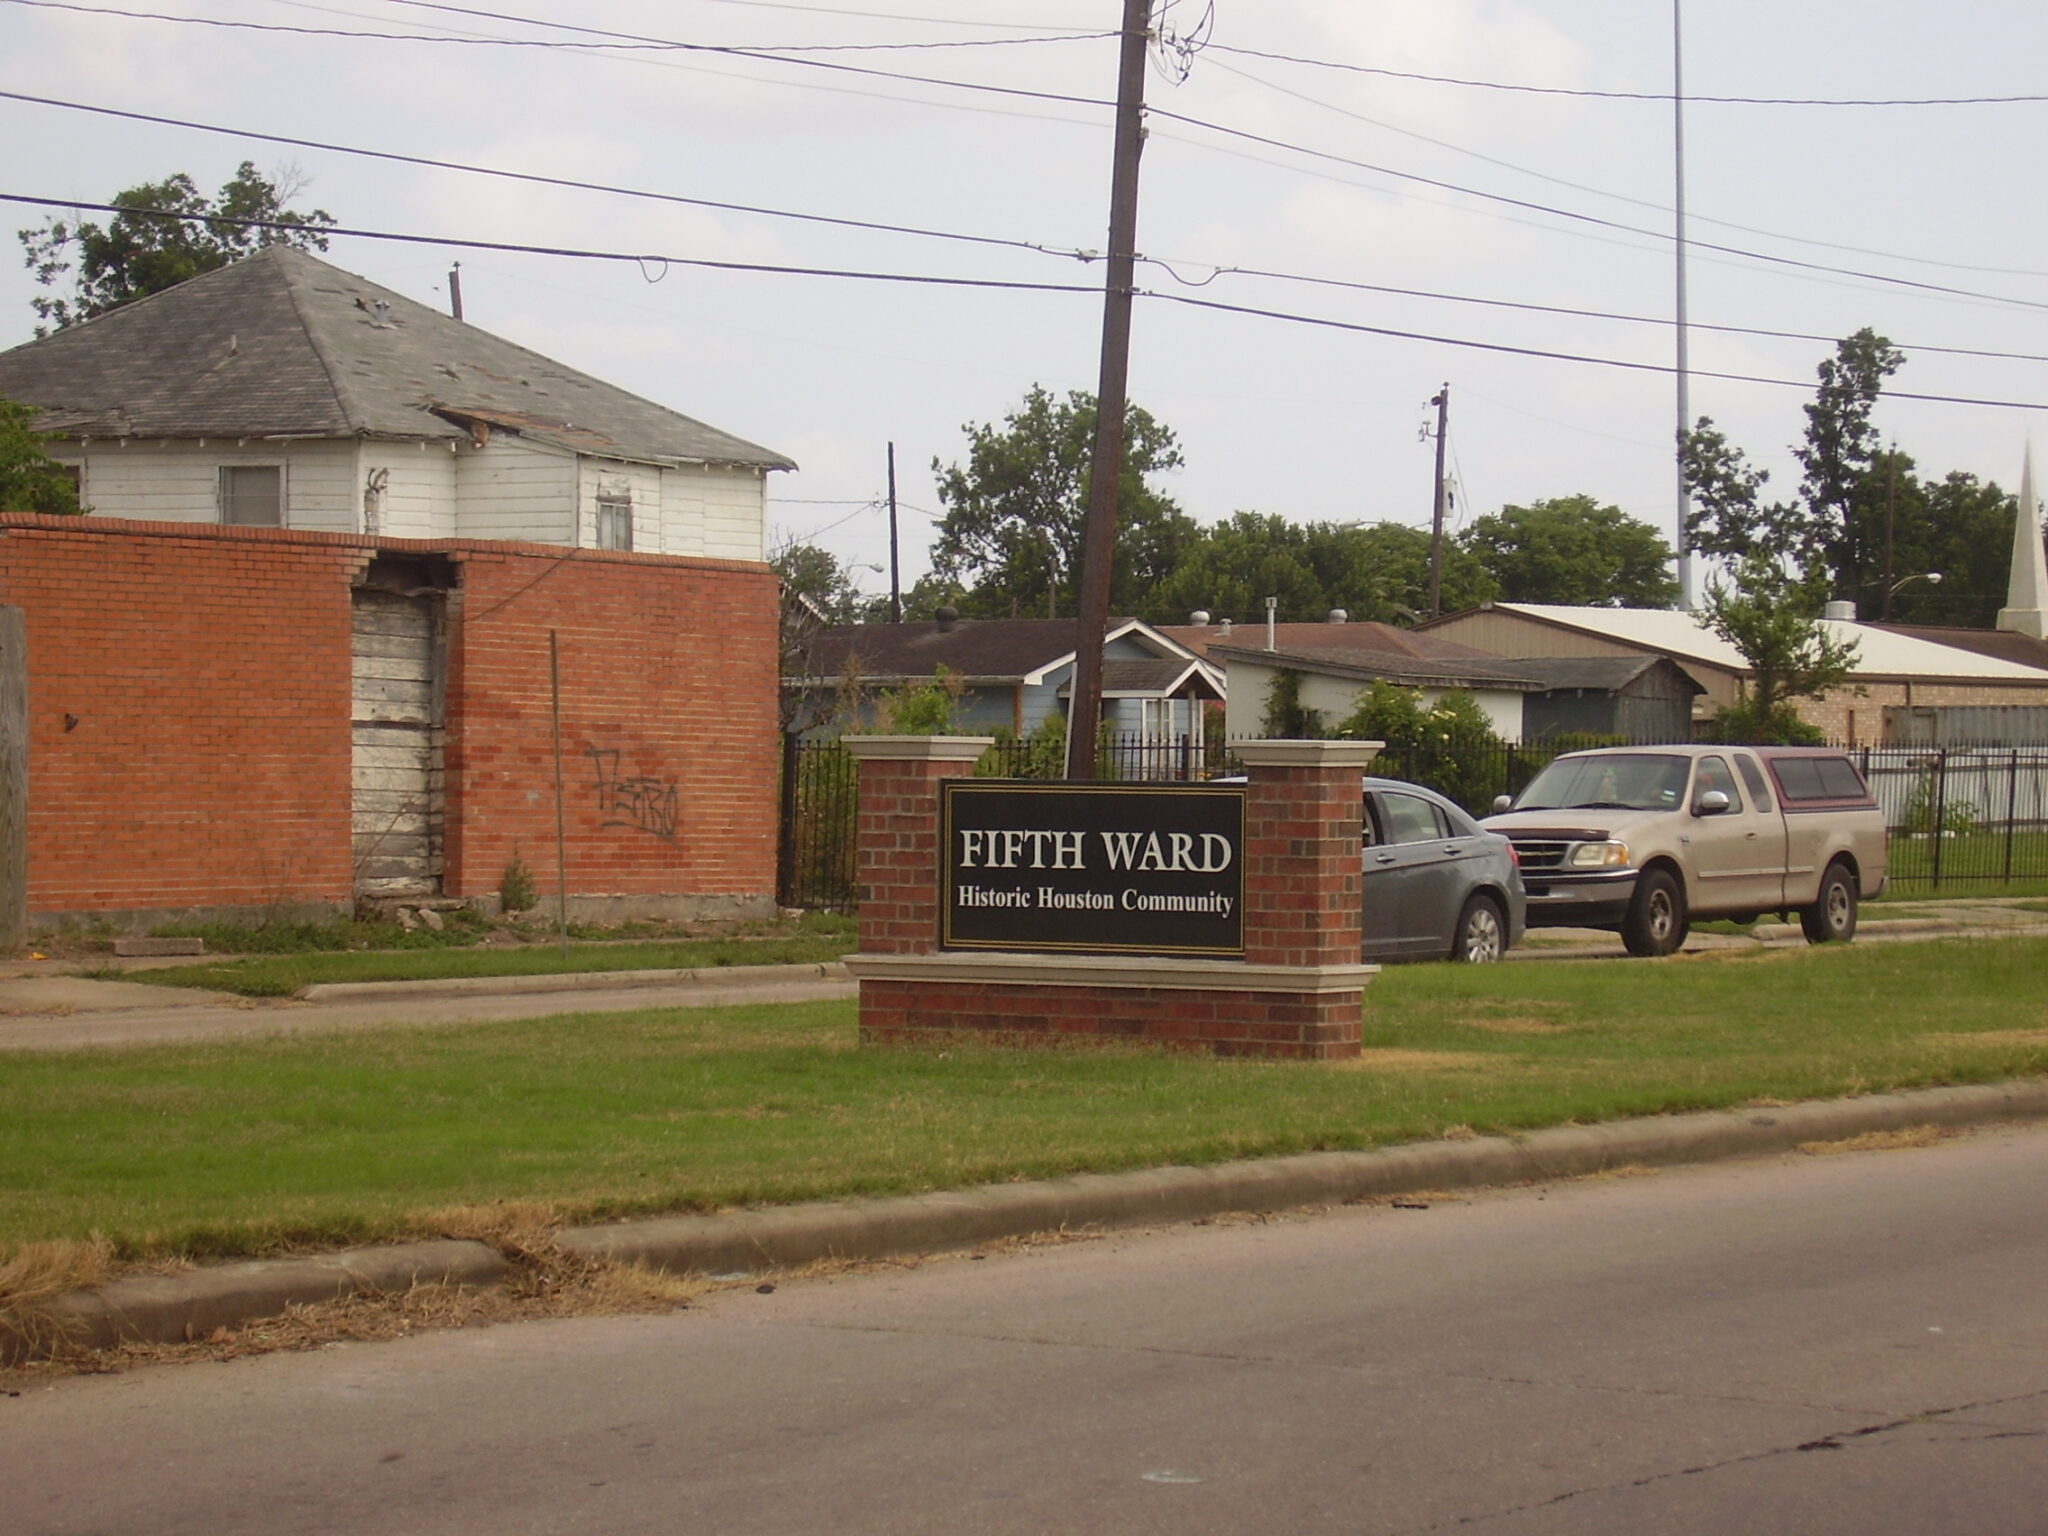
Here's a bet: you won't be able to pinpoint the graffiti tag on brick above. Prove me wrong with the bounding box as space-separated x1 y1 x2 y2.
587 745 680 842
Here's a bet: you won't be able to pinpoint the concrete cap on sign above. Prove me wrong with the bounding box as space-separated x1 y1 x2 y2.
842 735 997 762
1236 739 1384 769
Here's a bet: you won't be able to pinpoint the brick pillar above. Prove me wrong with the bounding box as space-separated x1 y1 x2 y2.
1237 740 1380 969
845 736 994 957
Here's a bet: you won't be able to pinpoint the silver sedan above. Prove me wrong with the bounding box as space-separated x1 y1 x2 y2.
1362 777 1527 963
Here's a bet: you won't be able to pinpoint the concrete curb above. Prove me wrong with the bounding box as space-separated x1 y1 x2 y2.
10 1077 2046 1365
297 960 851 1003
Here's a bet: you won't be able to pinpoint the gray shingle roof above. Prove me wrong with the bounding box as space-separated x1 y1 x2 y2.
1207 640 1539 692
0 247 794 470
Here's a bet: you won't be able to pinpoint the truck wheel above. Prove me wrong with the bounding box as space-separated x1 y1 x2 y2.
1621 869 1688 957
1450 895 1506 963
1801 861 1859 944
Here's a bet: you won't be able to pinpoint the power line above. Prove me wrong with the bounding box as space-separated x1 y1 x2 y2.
1201 41 2048 107
0 192 1100 296
0 91 1101 264
1147 104 2048 312
1142 289 2048 410
20 6 2043 301
6 191 2042 413
398 0 1087 31
1202 53 2048 280
0 0 1112 53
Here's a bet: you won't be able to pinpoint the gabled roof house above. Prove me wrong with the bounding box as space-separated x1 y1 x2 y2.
787 613 1223 747
0 246 793 555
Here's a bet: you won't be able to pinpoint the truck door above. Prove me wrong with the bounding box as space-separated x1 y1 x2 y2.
1686 754 1783 915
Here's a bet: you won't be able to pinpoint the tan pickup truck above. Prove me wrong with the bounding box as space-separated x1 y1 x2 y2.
1482 745 1889 957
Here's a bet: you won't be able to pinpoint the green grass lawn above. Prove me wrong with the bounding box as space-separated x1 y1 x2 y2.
5 936 2044 1263
103 922 857 997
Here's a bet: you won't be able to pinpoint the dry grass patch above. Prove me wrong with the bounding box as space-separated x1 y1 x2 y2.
1798 1125 1951 1156
1457 1016 1570 1036
0 1237 115 1362
1919 1027 2048 1049
1340 1049 1498 1073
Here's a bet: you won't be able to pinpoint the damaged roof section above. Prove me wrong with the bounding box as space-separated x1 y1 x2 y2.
0 246 795 472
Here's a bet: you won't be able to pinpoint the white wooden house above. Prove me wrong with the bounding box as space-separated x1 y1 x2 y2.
0 247 792 553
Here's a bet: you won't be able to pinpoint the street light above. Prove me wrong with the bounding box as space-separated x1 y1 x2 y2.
1882 570 1941 621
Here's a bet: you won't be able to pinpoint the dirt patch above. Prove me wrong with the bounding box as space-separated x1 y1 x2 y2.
1798 1125 1952 1156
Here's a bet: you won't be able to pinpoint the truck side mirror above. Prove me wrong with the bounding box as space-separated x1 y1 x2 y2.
1695 788 1731 816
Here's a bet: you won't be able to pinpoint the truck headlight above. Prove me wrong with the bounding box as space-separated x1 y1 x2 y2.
1569 840 1631 869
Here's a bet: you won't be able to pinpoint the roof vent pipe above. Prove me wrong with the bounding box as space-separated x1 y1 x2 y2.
1327 608 1348 624
1822 600 1857 623
1217 618 1232 637
934 605 959 634
1189 609 1211 626
1265 595 1278 652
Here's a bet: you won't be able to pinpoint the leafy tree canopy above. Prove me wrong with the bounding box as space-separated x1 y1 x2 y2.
1700 555 1859 738
1147 516 1495 626
1683 328 1910 604
930 385 1194 619
18 162 335 333
0 396 80 514
1459 495 1678 608
771 540 871 628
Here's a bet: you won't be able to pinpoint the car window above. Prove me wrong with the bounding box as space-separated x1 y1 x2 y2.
1734 753 1773 812
1514 753 1689 811
1376 791 1449 845
1694 754 1743 812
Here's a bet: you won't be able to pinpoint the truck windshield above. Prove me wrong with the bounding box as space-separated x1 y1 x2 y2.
1514 753 1690 812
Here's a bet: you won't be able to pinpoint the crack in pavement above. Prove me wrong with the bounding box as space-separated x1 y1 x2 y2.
1402 1386 2048 1533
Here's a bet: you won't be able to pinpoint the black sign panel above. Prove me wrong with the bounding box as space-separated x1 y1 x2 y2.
941 781 1245 957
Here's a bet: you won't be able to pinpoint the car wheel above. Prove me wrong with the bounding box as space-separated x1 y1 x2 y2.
1450 895 1506 963
1800 861 1858 944
1621 868 1688 957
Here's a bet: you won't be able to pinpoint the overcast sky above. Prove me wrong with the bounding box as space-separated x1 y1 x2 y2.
3 0 2043 614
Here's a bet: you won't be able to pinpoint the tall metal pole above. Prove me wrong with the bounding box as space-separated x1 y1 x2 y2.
1065 0 1153 781
1673 0 1694 609
885 441 902 623
1428 384 1450 618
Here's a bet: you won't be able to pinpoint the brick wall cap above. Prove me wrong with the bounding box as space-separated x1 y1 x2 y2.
1237 739 1384 769
843 735 996 762
845 951 1377 993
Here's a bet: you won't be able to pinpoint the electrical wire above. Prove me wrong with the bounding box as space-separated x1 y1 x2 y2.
0 92 1102 265
1200 54 2048 280
1202 41 2048 107
7 191 2042 413
2 0 1112 53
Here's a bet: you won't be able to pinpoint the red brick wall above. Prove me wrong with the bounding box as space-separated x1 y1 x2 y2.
444 548 778 906
1 517 360 917
0 515 777 923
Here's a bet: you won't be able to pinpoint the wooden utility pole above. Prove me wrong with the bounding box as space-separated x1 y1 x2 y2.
886 441 902 622
1065 0 1153 780
1427 384 1450 619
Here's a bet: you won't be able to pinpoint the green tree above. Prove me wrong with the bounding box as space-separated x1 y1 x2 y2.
1148 517 1494 625
17 162 335 333
1459 495 1678 607
930 385 1194 618
1700 556 1859 742
0 396 80 514
771 540 868 627
1683 328 1903 601
1845 452 2015 627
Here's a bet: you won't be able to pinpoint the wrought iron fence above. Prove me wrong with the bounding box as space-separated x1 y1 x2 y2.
778 735 2048 909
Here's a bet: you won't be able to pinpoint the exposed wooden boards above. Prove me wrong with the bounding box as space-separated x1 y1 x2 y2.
350 587 443 898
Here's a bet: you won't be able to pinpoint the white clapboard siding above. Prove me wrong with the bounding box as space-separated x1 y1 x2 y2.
351 588 443 898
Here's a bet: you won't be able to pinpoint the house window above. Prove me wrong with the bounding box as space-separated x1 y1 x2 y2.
220 465 283 527
595 490 633 551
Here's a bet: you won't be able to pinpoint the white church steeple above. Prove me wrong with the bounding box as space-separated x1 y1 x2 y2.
1996 445 2048 639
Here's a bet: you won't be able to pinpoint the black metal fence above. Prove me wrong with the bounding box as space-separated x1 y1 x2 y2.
778 735 2048 908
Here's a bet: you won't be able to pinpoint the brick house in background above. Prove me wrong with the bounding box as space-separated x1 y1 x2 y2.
0 249 793 930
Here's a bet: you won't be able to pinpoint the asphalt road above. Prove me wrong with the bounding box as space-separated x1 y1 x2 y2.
8 1123 2045 1536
